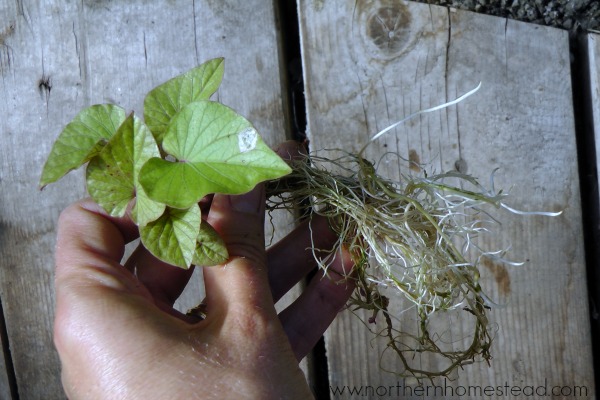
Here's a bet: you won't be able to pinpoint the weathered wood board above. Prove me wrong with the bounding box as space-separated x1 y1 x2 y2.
585 32 600 394
299 1 596 399
0 307 12 400
0 1 297 398
590 33 600 216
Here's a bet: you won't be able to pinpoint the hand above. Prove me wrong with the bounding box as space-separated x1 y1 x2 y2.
53 158 354 399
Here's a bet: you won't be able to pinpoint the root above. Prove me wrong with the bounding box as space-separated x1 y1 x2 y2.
265 151 513 378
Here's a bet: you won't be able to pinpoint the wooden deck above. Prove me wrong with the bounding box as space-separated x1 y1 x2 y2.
0 1 597 399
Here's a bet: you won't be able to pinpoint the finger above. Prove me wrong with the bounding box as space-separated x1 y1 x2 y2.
124 244 195 306
267 215 340 303
55 199 141 291
75 198 140 243
202 185 277 320
55 200 193 308
278 248 355 361
199 194 214 216
54 199 158 353
53 199 195 331
268 140 341 302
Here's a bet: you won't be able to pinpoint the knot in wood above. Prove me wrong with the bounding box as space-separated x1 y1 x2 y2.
365 5 410 57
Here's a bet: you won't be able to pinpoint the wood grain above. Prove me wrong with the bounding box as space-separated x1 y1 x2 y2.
589 33 600 206
0 1 297 398
0 302 12 400
299 1 595 398
585 34 600 396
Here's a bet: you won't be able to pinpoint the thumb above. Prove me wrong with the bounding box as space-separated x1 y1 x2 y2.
202 185 276 319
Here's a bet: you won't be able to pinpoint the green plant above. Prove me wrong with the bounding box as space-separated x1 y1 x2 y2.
41 59 558 379
40 58 291 268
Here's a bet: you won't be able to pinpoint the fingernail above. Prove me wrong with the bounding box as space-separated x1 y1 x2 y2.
228 185 265 214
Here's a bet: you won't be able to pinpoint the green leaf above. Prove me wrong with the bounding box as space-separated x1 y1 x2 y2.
193 220 229 266
40 104 126 188
86 114 165 223
140 205 201 268
132 186 167 227
139 101 291 209
144 58 225 143
137 159 200 209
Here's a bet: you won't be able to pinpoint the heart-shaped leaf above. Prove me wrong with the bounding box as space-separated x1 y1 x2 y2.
140 205 201 268
86 114 165 224
132 187 167 227
193 220 229 266
144 58 224 143
139 101 291 209
40 104 126 188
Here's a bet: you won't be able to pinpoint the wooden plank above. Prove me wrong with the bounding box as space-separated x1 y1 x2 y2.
1 2 85 398
299 1 596 398
0 6 20 399
589 33 600 214
585 31 600 392
0 1 297 398
0 302 13 400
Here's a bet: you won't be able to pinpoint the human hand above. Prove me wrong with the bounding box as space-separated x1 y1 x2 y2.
53 144 355 399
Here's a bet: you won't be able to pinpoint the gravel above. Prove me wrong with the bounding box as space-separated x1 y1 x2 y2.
414 0 600 32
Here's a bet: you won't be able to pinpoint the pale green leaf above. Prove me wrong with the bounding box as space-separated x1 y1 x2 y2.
137 159 201 209
132 188 166 227
139 101 291 209
144 58 224 143
192 220 228 266
86 114 165 222
131 117 167 226
140 205 201 268
40 104 126 188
